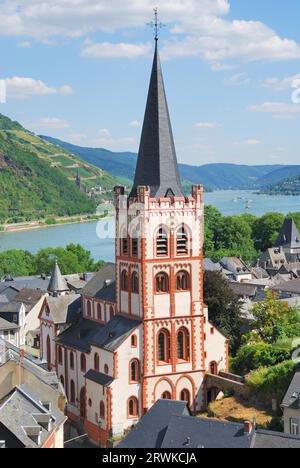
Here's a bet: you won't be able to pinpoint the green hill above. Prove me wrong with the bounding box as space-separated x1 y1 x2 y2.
41 136 293 190
264 176 300 196
0 114 122 224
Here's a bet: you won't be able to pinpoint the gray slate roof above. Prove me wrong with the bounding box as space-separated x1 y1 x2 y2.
228 282 258 298
272 278 300 295
46 295 81 325
0 317 19 331
81 263 116 302
282 364 300 409
130 42 184 199
56 315 140 354
48 262 69 293
85 369 114 387
118 400 300 449
275 218 300 250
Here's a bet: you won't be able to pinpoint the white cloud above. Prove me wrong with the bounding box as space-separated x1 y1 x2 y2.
225 73 250 86
4 77 73 100
29 117 71 130
211 62 237 72
262 74 300 91
195 122 222 129
0 1 299 65
81 41 151 59
129 120 141 127
248 102 300 114
17 41 32 48
244 139 260 145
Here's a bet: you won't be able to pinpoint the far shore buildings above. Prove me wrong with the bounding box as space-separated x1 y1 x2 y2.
40 39 228 446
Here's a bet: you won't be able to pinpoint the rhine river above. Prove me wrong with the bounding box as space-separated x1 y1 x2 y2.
1 190 300 262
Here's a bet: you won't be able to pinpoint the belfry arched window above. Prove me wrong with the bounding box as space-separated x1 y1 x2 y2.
131 231 138 257
158 330 171 363
156 272 169 293
176 225 188 255
121 270 129 291
176 271 190 291
177 328 190 361
132 272 139 294
156 227 168 256
121 228 128 256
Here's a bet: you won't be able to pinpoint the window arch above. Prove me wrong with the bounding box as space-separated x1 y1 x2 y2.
81 354 86 373
70 352 75 370
180 389 191 406
131 232 138 257
100 401 105 419
156 272 169 293
128 397 139 418
156 227 168 256
162 391 172 400
110 306 114 321
70 380 76 404
121 228 128 256
177 328 190 361
58 346 63 365
46 335 51 371
210 361 218 376
87 300 92 318
176 271 190 291
121 270 129 291
60 375 65 388
176 225 188 255
130 359 140 383
104 364 109 375
132 272 139 294
97 303 102 321
94 353 100 372
158 330 171 363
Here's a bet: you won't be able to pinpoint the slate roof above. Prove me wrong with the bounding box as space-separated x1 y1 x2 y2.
282 364 300 409
56 315 141 354
0 317 19 331
85 369 114 387
48 262 69 293
220 257 251 275
46 295 81 325
228 282 258 298
81 263 116 302
118 400 300 449
272 278 300 295
0 277 50 292
130 42 184 199
275 218 300 250
0 302 23 314
15 288 44 305
118 400 190 449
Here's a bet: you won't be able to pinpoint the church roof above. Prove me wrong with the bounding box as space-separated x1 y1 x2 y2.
48 262 69 293
130 42 184 199
275 218 300 250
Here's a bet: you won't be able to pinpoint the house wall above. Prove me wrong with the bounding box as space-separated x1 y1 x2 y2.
283 407 300 435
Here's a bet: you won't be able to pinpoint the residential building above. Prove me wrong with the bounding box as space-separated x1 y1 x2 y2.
220 257 253 283
282 365 300 437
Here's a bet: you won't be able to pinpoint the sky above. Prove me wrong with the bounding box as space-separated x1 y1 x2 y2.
0 0 300 167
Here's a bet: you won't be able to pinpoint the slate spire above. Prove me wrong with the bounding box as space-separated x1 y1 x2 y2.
48 261 69 295
130 41 184 199
275 218 300 250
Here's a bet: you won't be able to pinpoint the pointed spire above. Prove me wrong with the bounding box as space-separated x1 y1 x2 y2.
48 262 69 295
130 41 184 199
275 218 300 250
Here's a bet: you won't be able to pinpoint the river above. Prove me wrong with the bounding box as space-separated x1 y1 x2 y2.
1 190 300 261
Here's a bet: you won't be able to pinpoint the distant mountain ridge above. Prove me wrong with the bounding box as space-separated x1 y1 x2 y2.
41 136 299 190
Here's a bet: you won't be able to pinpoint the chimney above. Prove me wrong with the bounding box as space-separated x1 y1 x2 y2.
244 421 252 435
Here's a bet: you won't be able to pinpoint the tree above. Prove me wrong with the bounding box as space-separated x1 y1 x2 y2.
246 290 300 344
204 271 243 353
213 216 256 262
0 249 35 277
253 213 285 252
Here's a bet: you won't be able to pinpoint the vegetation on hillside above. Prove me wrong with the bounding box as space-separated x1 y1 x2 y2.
264 175 300 196
0 244 105 277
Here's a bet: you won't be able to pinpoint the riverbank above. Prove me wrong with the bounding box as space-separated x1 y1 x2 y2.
1 212 113 233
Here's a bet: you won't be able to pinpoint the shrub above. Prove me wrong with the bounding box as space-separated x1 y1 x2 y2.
230 343 291 375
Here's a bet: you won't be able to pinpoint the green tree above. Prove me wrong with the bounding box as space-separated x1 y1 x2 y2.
253 213 285 251
246 291 300 344
204 271 243 353
0 249 36 277
214 216 256 262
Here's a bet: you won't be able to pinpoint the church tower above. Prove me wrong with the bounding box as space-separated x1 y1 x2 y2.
114 32 228 414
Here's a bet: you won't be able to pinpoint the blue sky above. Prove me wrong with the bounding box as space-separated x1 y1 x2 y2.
1 0 300 166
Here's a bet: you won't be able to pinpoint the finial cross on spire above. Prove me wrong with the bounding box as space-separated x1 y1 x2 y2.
147 7 165 41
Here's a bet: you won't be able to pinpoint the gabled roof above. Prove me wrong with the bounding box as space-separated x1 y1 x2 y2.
81 263 116 301
46 295 81 325
118 400 189 449
0 317 19 331
15 288 44 305
48 262 69 293
130 42 184 199
275 218 300 250
55 318 101 353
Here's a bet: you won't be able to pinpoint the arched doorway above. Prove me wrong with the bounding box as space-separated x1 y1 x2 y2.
46 335 51 371
80 387 86 420
207 387 220 405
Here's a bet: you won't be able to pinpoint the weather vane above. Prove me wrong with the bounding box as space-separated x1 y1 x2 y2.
147 7 165 41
